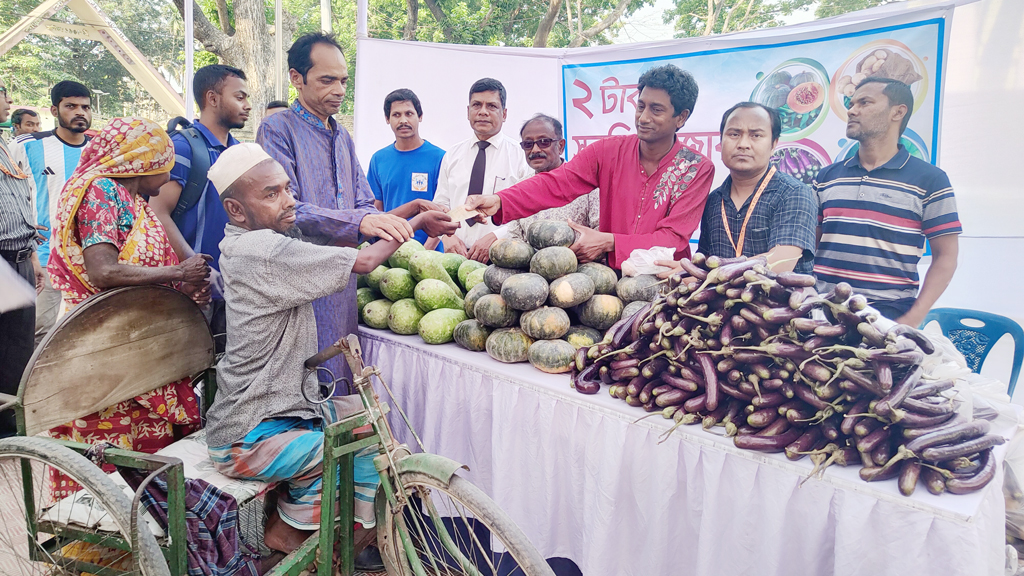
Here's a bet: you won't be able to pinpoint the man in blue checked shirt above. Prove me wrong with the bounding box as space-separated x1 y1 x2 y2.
658 102 816 278
151 64 251 352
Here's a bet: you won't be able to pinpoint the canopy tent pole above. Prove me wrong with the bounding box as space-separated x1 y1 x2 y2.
275 0 284 99
321 0 332 33
356 0 367 38
184 0 194 119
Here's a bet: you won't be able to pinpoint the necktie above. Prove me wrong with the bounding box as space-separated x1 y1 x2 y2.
468 140 490 196
466 141 490 227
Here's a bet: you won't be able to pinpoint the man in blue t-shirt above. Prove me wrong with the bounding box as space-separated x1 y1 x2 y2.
150 64 251 352
10 80 92 346
367 89 446 249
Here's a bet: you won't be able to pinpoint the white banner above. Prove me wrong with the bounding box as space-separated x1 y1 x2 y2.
561 9 952 191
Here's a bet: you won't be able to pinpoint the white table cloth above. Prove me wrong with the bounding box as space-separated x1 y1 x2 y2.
358 327 1007 576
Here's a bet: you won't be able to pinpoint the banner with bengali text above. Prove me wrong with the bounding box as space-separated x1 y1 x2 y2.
561 16 950 190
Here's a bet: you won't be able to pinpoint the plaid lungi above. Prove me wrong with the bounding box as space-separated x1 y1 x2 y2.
208 397 379 530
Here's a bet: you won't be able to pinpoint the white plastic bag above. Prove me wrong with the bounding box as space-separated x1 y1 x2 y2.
620 247 676 277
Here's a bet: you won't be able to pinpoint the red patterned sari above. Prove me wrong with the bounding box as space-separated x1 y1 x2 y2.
46 117 201 498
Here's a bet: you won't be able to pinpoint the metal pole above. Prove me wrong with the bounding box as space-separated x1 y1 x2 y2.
275 0 284 100
356 0 367 38
184 0 194 118
321 0 332 33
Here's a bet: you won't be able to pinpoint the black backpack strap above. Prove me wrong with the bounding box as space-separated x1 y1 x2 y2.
166 116 191 133
170 126 212 222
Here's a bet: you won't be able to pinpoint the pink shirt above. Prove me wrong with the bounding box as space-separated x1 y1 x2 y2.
495 135 714 268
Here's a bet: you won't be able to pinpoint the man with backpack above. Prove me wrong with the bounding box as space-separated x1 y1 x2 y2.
151 64 251 352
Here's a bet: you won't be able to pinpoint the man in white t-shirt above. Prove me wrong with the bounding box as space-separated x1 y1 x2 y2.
433 78 532 263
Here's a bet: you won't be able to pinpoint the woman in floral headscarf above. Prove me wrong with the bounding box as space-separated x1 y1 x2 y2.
46 117 213 499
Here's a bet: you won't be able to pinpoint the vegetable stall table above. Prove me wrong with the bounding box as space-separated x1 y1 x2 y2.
358 326 1009 576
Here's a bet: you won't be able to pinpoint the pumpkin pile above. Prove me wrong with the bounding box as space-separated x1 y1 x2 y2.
357 220 663 375
454 220 661 374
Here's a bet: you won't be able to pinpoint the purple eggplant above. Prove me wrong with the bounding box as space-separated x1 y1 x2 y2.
898 460 921 496
905 420 989 454
873 365 923 419
909 379 955 399
945 449 996 494
734 426 803 452
920 434 1005 462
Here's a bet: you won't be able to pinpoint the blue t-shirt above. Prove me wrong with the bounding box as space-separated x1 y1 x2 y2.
366 140 445 246
168 121 238 277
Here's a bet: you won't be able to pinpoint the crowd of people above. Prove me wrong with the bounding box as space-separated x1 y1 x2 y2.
0 28 961 574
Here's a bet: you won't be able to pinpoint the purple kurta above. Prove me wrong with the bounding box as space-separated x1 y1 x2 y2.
256 101 377 385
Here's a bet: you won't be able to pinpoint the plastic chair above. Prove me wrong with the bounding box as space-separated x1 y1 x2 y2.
921 308 1024 396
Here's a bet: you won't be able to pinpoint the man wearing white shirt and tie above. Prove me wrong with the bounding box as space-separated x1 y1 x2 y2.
434 78 533 263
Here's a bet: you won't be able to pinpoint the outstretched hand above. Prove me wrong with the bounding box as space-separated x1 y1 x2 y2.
465 195 502 223
568 221 613 264
444 234 468 257
468 233 496 264
414 210 460 238
360 213 414 243
654 259 682 279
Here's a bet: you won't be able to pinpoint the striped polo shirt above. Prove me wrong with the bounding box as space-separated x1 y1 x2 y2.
813 145 961 302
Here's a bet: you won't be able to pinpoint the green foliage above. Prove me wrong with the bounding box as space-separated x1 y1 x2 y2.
1 0 891 122
1 0 186 118
815 0 892 19
662 0 813 38
364 0 650 47
663 0 888 38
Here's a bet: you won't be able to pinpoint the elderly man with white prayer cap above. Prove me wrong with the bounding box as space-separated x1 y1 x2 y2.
202 142 457 563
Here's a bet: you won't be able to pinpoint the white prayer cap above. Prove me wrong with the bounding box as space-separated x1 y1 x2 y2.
208 142 274 197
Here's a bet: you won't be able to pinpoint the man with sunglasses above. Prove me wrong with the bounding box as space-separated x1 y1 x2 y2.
466 65 714 269
507 114 599 242
0 82 44 437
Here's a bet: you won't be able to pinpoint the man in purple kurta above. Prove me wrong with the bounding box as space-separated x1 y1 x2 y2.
257 32 416 389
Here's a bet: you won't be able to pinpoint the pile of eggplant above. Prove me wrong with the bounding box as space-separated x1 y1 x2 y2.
569 253 1003 496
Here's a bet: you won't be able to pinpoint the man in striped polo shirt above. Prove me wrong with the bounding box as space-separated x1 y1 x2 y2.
814 77 960 326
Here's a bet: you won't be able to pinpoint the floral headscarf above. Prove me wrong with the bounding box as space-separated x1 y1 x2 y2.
49 117 176 300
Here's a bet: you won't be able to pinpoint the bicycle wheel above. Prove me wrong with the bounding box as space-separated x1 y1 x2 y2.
0 436 168 576
377 471 554 576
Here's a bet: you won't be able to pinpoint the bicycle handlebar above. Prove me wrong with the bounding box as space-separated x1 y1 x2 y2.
304 342 344 370
304 334 367 378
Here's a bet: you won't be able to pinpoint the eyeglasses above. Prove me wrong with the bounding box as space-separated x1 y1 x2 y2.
0 87 7 96
520 138 556 150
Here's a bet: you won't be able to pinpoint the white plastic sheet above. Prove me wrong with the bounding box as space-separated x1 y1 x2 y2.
359 328 1007 576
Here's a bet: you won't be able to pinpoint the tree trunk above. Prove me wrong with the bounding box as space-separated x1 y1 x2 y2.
422 0 456 42
402 0 418 41
568 0 632 47
703 0 714 35
172 0 295 127
214 0 235 34
533 0 565 47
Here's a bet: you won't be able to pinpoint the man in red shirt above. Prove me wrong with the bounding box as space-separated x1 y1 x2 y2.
466 64 714 268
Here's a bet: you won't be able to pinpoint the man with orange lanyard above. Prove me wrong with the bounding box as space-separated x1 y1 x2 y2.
660 102 816 277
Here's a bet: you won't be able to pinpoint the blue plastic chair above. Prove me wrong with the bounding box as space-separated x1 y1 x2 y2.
921 308 1024 396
